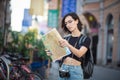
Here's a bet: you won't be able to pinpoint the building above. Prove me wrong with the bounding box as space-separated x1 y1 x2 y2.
82 0 120 68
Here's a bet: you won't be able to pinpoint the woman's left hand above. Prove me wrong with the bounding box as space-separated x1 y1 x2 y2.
45 49 52 56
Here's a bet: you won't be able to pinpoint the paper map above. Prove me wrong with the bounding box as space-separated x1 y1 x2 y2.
41 28 66 60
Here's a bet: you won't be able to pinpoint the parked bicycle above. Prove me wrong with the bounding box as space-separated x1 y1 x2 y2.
0 52 43 80
0 52 11 80
0 58 7 80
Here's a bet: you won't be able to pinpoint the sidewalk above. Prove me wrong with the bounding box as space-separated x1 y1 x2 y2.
48 62 59 80
48 62 120 80
90 65 120 80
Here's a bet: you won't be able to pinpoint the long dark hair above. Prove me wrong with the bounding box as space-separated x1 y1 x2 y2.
61 12 82 33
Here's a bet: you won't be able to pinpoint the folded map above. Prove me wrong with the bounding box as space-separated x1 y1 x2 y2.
41 28 66 60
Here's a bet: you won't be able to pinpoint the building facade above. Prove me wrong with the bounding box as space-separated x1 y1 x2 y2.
82 0 120 68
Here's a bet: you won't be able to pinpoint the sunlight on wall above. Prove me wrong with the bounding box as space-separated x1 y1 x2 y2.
11 0 30 32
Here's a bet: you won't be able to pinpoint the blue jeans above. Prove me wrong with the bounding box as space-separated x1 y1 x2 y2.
58 64 83 80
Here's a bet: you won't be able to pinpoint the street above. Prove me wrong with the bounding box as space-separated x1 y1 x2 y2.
48 62 120 80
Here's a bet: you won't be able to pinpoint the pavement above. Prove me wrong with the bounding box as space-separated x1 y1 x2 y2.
90 65 120 80
48 62 59 80
47 62 120 80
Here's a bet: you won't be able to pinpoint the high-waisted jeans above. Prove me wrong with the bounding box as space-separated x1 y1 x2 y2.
58 64 83 80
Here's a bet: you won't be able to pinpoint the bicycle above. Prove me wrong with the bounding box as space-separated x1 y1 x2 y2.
0 53 11 80
0 58 7 80
1 52 43 80
9 57 42 80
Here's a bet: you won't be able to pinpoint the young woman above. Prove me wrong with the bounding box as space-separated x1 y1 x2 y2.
58 12 91 80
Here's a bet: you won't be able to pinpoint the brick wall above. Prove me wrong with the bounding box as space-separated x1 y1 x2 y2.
83 2 100 22
104 0 118 8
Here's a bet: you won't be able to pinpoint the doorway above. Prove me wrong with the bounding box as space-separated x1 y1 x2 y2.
106 14 114 64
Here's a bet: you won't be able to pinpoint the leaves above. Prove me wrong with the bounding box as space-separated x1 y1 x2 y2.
4 29 51 60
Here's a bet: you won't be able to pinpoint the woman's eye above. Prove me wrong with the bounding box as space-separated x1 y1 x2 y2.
65 20 73 25
68 20 73 23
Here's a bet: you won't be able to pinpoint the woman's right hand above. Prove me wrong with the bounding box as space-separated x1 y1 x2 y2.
59 39 69 48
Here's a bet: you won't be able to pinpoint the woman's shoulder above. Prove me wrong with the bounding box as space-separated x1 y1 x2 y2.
81 34 90 39
79 34 91 48
80 34 91 43
63 34 71 39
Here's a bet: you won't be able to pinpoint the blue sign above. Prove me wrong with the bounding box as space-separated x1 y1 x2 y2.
22 9 32 27
62 0 76 17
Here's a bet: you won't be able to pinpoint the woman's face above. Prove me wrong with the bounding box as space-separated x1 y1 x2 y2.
64 16 78 32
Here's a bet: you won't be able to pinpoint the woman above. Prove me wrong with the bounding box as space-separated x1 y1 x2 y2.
58 12 91 80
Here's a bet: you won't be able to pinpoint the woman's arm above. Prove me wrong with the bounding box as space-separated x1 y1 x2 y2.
68 44 88 57
59 38 89 58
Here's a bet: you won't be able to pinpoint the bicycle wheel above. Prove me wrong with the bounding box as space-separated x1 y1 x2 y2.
0 59 7 80
25 72 42 80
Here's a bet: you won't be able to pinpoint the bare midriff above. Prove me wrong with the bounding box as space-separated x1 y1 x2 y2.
63 57 81 66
